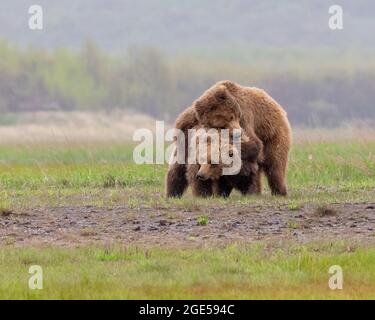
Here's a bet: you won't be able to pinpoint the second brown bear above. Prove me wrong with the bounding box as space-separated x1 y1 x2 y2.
186 127 261 197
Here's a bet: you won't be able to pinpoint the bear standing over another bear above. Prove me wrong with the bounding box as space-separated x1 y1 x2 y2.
166 80 292 197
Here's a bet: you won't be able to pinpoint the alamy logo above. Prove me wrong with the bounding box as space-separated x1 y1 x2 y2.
328 5 343 30
28 5 43 30
328 265 343 290
28 265 43 290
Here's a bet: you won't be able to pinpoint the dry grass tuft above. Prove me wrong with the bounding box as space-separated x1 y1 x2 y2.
293 124 375 144
0 209 14 217
315 205 338 217
80 227 98 237
0 111 166 145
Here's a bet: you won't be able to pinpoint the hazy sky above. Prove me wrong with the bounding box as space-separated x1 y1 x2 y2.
0 0 374 51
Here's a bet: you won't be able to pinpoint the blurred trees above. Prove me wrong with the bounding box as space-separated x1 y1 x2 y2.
120 46 175 118
0 39 374 127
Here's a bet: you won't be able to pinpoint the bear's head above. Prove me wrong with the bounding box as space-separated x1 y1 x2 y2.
194 84 241 130
188 127 259 181
195 145 259 182
194 134 233 181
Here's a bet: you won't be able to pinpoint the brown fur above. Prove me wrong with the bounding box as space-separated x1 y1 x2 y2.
186 163 259 198
185 128 259 197
166 80 291 197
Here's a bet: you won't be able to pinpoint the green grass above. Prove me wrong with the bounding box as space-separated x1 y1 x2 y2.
197 215 209 226
0 140 374 299
1 242 375 299
0 141 374 208
0 143 136 165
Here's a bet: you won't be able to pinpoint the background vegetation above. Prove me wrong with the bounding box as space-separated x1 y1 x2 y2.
1 0 375 126
1 40 375 126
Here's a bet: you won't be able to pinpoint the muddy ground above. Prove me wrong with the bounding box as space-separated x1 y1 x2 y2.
1 203 375 247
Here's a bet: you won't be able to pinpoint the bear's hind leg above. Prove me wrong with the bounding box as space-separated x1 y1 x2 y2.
263 162 287 196
247 169 262 195
165 163 188 197
262 136 289 196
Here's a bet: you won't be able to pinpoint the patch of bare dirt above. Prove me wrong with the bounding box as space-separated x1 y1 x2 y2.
1 203 375 247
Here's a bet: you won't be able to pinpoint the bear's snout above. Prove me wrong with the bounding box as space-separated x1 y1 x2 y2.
196 172 208 181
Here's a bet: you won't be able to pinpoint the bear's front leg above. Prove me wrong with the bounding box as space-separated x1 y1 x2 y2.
216 177 233 198
194 179 214 197
187 164 214 197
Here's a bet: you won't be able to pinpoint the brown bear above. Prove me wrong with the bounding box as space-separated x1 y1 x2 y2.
185 127 260 197
166 80 291 197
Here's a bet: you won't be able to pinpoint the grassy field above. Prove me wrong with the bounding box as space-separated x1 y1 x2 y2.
1 242 375 299
0 132 375 299
1 140 374 208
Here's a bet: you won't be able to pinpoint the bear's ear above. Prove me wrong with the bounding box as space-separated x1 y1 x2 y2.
215 85 228 103
220 80 237 92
